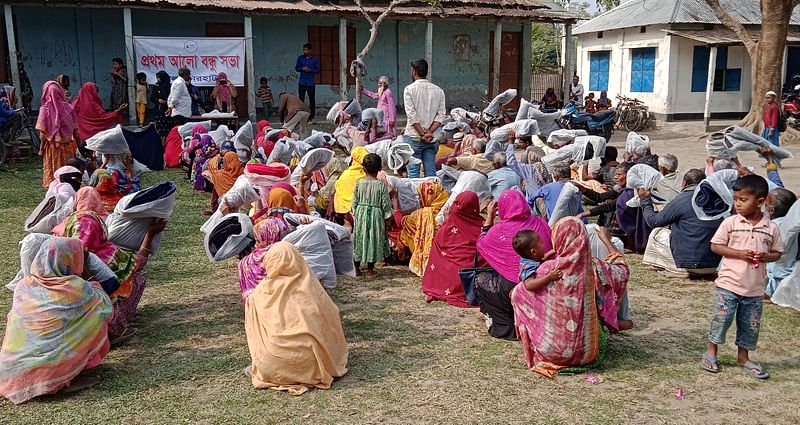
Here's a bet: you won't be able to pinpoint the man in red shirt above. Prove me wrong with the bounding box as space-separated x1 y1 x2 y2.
762 90 780 147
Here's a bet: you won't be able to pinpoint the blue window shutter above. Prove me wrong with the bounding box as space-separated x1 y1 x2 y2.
642 48 655 92
724 68 741 91
691 46 710 92
630 48 655 93
589 51 610 91
715 46 728 70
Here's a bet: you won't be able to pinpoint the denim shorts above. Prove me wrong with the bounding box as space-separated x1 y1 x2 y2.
707 287 763 351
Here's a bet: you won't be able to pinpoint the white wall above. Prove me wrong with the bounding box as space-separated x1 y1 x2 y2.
576 25 671 115
576 25 752 118
669 36 751 115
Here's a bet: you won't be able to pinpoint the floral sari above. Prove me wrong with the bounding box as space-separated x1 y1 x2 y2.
0 238 112 404
400 182 449 276
511 217 628 377
62 211 139 299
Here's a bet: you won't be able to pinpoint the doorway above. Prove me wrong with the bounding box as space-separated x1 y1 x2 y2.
786 46 800 89
489 31 522 110
205 22 248 116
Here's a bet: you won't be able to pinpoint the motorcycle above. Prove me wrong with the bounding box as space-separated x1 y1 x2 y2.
783 84 800 130
559 102 616 142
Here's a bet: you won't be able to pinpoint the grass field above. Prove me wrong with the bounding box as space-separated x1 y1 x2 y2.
1 162 800 424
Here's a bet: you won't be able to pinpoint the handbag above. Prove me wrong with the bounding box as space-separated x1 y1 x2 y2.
458 252 496 306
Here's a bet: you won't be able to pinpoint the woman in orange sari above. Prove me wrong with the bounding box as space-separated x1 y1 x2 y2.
399 181 449 276
37 81 80 188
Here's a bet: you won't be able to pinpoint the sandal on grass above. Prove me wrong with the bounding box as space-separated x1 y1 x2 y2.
63 376 101 394
701 353 720 373
741 362 769 379
110 328 138 347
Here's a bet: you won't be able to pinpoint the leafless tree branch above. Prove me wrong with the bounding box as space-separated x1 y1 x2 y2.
704 0 758 56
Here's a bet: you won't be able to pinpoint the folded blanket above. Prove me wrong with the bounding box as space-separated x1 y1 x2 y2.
200 175 260 234
484 88 517 117
547 129 588 148
626 164 664 207
691 169 738 221
85 124 129 154
706 125 793 160
625 131 650 153
204 213 254 262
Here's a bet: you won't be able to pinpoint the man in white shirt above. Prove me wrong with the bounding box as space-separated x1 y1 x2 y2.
167 67 193 126
403 59 446 177
570 75 584 106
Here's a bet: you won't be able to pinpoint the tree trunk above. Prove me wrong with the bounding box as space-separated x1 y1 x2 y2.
739 0 792 133
707 0 800 141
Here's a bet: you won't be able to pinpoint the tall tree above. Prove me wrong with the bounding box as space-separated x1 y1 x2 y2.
705 0 800 136
596 0 621 12
352 0 440 104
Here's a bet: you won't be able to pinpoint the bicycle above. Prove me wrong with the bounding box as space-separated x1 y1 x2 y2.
0 107 40 166
614 95 650 132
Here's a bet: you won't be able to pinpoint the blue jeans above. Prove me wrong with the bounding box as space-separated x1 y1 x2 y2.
708 287 763 351
405 135 439 178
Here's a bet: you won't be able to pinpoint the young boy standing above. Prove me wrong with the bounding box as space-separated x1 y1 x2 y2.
762 90 780 147
702 174 782 379
256 77 275 119
135 72 148 126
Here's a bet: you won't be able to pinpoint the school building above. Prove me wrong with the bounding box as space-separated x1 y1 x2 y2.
573 0 800 122
1 0 577 122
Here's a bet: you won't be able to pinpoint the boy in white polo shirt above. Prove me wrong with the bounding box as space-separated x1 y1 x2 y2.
702 174 782 379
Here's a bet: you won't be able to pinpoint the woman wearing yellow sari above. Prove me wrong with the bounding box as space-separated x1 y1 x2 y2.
400 181 449 276
244 242 348 395
333 147 368 227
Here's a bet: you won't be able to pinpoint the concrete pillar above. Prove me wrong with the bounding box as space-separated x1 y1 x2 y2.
244 16 256 122
425 20 433 80
339 18 348 100
123 8 137 123
492 21 503 98
3 5 19 95
521 22 533 100
563 22 573 102
703 46 717 132
782 44 789 90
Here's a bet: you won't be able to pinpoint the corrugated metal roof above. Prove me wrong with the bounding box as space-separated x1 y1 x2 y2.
664 28 800 45
574 0 800 35
7 0 579 21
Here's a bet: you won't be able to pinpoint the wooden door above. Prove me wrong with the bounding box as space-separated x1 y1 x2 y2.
489 31 522 109
205 22 248 116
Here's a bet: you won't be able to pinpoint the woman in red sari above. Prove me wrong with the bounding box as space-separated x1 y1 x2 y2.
72 82 125 141
510 218 629 378
421 191 485 308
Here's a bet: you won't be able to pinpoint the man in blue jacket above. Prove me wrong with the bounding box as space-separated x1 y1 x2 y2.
295 43 320 120
0 92 21 140
639 169 722 277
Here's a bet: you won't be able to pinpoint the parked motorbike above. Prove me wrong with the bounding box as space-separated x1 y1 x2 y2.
559 102 616 142
783 83 800 129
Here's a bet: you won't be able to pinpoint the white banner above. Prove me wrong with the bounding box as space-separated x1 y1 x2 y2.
133 37 245 86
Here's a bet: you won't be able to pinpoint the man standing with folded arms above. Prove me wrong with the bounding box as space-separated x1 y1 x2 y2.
403 59 446 178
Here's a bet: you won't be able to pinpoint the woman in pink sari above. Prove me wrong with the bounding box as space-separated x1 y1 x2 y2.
37 80 80 188
475 189 551 340
511 218 629 378
361 76 396 137
477 189 551 283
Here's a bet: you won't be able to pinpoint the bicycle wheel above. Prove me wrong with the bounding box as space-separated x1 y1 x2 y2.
624 109 644 132
616 108 628 130
26 126 41 155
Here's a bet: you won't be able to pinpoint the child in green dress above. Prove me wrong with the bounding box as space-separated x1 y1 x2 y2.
352 153 393 277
